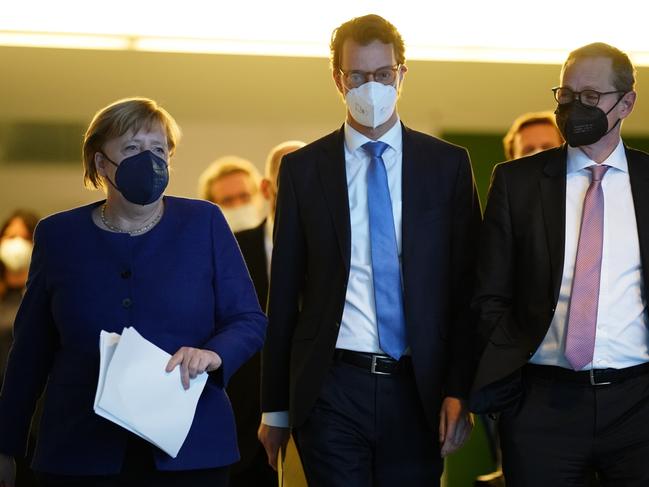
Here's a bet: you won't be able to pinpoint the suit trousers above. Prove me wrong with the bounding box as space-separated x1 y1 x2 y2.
499 366 649 487
293 355 442 487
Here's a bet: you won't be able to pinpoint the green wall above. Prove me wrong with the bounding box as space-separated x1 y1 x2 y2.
442 132 649 210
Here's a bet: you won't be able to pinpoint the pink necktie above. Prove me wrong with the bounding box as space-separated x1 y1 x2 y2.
565 164 609 370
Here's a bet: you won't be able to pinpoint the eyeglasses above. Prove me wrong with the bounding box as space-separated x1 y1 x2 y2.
552 86 625 107
339 65 401 89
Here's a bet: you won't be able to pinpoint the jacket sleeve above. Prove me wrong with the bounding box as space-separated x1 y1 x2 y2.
202 207 267 388
471 163 516 358
260 157 306 413
0 222 59 456
444 148 483 399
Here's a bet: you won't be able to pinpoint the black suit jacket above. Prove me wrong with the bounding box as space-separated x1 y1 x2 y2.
471 145 649 413
230 221 268 470
261 123 482 428
236 221 269 307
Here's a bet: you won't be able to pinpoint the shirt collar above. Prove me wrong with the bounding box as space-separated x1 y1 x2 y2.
264 216 273 241
343 117 402 155
566 138 627 174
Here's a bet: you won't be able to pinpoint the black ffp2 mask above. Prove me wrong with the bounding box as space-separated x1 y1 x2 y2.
555 96 624 147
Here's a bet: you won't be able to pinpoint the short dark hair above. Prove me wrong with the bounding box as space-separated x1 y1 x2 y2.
330 14 405 73
563 42 636 92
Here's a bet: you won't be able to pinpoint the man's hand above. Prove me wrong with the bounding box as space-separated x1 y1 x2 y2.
258 423 290 471
0 454 16 487
439 396 473 457
166 347 222 390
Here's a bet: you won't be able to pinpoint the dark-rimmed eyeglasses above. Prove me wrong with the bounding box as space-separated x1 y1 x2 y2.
552 86 625 107
339 65 401 89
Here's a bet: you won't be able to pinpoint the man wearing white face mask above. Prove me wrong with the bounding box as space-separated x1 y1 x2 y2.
198 156 266 232
228 140 305 487
258 14 481 486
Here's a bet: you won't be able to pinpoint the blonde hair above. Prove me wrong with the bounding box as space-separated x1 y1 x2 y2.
82 97 181 190
264 140 306 183
198 156 262 202
502 111 562 160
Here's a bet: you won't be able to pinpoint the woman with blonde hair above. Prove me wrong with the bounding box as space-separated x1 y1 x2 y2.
0 97 266 487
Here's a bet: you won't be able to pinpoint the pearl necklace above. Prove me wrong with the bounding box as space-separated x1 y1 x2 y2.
100 203 163 236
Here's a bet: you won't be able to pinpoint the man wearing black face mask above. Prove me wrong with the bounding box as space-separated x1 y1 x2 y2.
471 42 649 485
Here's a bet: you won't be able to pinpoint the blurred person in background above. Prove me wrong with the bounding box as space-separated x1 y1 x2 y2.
0 209 39 487
0 97 266 487
503 111 563 160
229 140 305 487
0 209 39 385
198 156 266 232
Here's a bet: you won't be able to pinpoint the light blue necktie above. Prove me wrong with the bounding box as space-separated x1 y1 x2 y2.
362 141 407 359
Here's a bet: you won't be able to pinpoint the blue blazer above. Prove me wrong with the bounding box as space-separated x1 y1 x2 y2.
0 196 267 475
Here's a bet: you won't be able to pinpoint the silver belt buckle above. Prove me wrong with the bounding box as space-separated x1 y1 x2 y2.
370 355 391 375
590 369 612 386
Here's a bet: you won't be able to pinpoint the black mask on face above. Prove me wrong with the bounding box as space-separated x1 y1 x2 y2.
102 150 169 205
555 95 625 147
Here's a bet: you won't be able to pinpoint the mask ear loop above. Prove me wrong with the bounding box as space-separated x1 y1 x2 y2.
99 152 121 192
602 93 627 136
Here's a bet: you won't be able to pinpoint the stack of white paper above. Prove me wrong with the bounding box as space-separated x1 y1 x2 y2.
94 327 208 458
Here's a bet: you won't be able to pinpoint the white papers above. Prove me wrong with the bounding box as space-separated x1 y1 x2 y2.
94 327 208 458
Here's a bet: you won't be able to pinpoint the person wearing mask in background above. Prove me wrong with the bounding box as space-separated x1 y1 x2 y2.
198 156 266 232
503 111 564 160
228 140 305 487
0 209 39 386
0 209 39 487
258 14 481 486
0 97 266 487
472 43 649 485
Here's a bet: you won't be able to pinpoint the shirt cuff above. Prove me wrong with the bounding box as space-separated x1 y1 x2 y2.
261 411 289 428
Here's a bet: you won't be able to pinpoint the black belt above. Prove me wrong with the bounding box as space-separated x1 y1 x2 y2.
334 349 410 376
525 362 649 386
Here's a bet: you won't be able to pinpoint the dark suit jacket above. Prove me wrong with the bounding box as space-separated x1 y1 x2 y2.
261 123 482 429
231 221 268 471
471 145 649 413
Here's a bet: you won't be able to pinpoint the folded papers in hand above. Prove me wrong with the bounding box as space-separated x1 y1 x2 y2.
94 327 208 458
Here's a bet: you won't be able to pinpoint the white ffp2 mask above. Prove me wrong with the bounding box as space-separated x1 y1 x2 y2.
345 81 398 129
0 237 33 272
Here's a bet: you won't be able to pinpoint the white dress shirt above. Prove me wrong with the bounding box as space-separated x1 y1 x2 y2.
335 120 403 353
262 120 404 427
530 139 649 370
264 217 273 278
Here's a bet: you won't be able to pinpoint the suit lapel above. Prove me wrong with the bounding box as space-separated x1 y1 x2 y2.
253 224 270 306
539 147 567 304
317 126 351 272
400 124 417 269
627 146 649 287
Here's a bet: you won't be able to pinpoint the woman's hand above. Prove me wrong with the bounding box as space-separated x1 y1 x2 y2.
165 347 222 390
0 454 16 487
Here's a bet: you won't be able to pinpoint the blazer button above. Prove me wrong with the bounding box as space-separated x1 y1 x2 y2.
334 321 340 329
122 298 133 309
121 269 132 279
